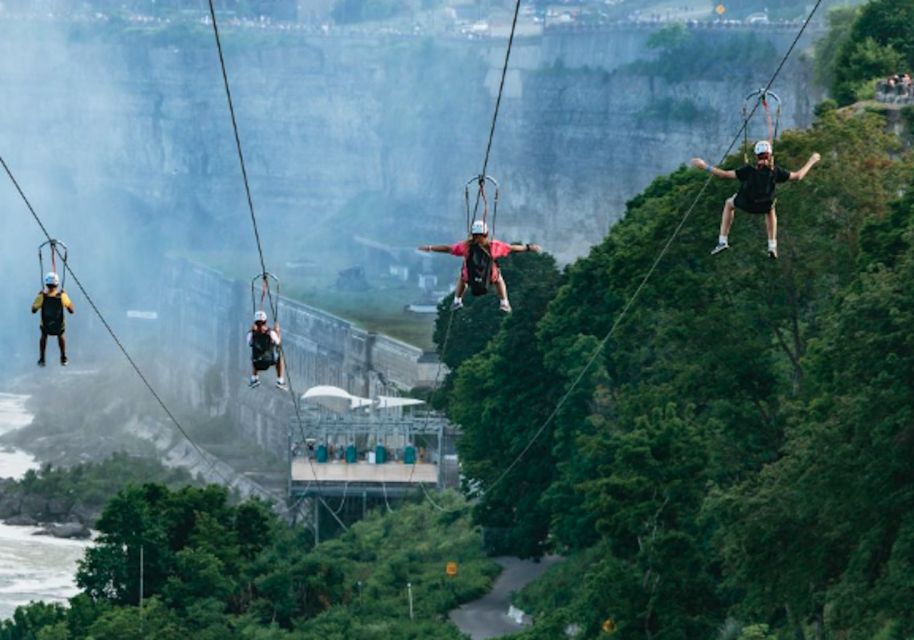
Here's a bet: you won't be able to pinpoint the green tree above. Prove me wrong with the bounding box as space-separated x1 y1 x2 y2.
454 105 913 637
832 0 914 104
814 5 860 90
446 252 563 556
712 187 914 637
0 602 67 640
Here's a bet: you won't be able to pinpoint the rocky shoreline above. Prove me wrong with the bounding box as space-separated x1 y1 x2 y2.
0 478 96 539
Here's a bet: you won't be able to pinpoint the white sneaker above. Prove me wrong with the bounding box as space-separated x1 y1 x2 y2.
249 376 261 389
710 241 730 256
450 298 464 311
499 300 512 313
275 379 288 391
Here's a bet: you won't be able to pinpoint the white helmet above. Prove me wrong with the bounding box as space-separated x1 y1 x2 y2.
470 220 488 235
44 272 59 287
253 310 268 323
754 140 772 156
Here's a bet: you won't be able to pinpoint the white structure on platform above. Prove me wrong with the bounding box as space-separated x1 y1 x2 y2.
301 385 426 413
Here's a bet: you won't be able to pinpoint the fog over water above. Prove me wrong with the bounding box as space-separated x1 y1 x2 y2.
0 393 89 620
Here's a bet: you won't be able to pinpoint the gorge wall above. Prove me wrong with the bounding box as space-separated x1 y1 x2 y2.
0 19 824 271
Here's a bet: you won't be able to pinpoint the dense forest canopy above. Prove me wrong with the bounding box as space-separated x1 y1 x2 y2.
433 2 914 636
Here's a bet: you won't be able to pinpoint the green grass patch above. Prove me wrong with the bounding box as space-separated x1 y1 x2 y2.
177 249 437 350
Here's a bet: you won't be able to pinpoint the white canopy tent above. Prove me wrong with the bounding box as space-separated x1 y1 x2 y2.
300 386 425 413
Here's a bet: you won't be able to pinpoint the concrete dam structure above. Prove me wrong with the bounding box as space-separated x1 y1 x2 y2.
159 259 441 462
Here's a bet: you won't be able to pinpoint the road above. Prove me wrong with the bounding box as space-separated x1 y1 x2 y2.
449 555 561 640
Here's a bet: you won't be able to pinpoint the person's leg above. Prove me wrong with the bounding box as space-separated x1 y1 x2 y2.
58 334 67 364
38 330 47 365
250 364 260 387
720 197 736 237
496 275 511 312
712 197 736 254
766 206 778 258
765 207 777 242
495 275 507 301
451 277 467 310
275 353 286 389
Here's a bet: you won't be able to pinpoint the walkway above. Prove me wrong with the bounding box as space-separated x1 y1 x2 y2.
449 555 561 640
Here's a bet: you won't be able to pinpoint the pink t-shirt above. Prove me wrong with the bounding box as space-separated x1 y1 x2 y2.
449 240 512 283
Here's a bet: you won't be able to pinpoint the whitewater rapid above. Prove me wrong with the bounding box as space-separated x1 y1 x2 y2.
0 392 90 621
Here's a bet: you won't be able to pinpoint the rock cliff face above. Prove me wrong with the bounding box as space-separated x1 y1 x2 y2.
0 20 823 268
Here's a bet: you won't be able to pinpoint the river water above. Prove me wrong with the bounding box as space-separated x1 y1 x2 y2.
0 392 90 621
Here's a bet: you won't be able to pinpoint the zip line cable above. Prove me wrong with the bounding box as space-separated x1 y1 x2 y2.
480 0 522 181
472 0 522 220
484 0 825 494
406 0 524 511
402 307 456 512
0 154 278 501
204 0 341 526
405 0 523 502
205 0 268 281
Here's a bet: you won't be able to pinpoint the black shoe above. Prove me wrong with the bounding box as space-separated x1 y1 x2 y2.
768 248 778 260
37 358 46 367
60 356 68 366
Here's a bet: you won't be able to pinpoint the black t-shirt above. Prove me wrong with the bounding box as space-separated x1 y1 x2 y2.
733 164 791 213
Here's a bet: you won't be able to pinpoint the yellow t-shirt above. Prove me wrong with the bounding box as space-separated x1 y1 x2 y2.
32 290 74 324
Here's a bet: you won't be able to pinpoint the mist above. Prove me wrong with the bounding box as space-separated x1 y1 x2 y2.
0 0 829 370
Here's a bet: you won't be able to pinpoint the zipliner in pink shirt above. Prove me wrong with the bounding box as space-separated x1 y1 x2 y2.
449 240 512 283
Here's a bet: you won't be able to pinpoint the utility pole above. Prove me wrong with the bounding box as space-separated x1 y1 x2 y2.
407 582 414 620
139 544 144 636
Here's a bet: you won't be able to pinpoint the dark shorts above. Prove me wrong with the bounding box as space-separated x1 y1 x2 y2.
732 193 776 214
40 326 65 337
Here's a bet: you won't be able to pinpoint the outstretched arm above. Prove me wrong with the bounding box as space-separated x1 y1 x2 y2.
418 244 453 253
508 243 541 253
789 152 821 181
691 158 736 179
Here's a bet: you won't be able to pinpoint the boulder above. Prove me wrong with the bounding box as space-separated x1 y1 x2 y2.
46 496 74 519
70 502 102 526
34 522 91 540
5 514 38 526
19 494 47 519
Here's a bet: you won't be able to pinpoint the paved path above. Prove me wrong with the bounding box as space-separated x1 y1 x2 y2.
449 555 561 640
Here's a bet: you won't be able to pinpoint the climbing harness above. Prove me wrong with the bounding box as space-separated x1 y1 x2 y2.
463 175 501 296
38 239 68 291
251 272 280 321
464 174 499 237
742 88 781 162
249 272 281 369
